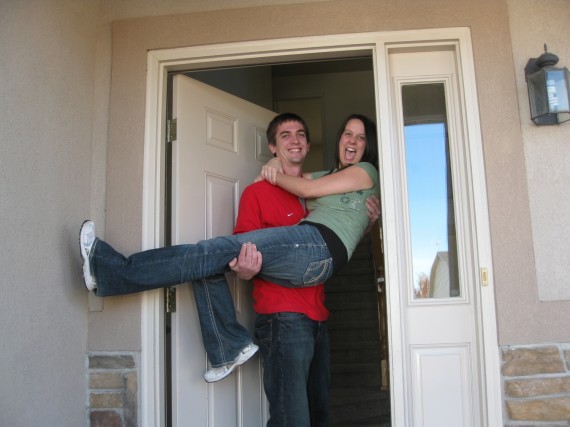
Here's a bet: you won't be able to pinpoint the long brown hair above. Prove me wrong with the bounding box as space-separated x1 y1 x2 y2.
331 114 378 171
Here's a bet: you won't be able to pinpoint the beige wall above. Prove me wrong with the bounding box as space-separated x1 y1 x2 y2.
94 0 557 352
505 0 570 337
0 0 97 424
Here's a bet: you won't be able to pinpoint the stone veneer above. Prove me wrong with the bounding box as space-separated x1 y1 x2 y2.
502 344 570 426
83 345 570 426
87 352 138 427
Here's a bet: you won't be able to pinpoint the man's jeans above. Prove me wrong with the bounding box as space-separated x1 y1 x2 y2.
192 275 252 367
90 224 333 297
256 312 330 427
192 277 331 425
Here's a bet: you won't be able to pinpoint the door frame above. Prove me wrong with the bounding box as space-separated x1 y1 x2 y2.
141 28 502 427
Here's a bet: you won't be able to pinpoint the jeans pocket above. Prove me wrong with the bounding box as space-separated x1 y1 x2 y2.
301 258 333 286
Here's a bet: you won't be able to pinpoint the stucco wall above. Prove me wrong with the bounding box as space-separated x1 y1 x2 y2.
95 0 568 353
0 0 97 424
506 0 570 337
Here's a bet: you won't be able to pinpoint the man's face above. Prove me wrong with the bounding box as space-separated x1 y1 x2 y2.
269 120 310 167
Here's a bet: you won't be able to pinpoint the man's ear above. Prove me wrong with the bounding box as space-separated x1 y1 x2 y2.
268 144 277 155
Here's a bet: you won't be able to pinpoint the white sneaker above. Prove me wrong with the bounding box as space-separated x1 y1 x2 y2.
204 343 259 383
79 220 97 291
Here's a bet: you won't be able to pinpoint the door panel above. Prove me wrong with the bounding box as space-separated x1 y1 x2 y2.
411 345 472 426
389 49 482 426
170 74 275 426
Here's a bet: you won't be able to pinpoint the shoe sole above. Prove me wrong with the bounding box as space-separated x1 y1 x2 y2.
204 343 259 383
79 220 97 291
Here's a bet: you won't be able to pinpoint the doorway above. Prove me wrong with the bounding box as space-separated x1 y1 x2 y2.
170 57 389 426
141 30 502 427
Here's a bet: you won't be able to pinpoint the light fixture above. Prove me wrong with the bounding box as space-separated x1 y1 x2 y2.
524 44 570 125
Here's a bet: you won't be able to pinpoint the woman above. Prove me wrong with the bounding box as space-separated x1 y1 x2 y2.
80 114 379 298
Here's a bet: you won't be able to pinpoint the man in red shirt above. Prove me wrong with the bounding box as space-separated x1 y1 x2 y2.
193 113 379 426
234 113 330 426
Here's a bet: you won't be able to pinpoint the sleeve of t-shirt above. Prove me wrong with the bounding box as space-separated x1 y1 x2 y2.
356 162 381 197
234 186 262 234
310 170 329 179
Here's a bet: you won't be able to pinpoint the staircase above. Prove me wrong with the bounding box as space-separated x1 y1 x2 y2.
326 235 391 426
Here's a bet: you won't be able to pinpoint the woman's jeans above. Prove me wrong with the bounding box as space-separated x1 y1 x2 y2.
90 224 333 297
192 275 252 367
255 313 330 427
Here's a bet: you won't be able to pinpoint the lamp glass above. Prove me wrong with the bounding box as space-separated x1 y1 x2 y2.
546 68 570 112
527 66 570 125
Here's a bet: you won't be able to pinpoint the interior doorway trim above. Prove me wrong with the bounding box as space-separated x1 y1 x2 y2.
141 28 502 427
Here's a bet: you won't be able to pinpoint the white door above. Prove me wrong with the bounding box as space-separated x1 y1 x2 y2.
170 74 275 426
388 48 485 426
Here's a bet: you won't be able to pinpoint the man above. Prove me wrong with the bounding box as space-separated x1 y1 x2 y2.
233 113 331 426
192 113 328 424
193 113 379 426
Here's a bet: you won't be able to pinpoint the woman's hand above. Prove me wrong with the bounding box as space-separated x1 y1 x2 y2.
260 157 283 185
261 165 279 184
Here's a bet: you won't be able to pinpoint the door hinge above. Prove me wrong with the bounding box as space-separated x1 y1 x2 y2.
166 287 176 313
480 267 488 287
167 118 177 143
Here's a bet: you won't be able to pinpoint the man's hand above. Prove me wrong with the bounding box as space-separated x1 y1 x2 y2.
229 242 262 280
365 194 381 232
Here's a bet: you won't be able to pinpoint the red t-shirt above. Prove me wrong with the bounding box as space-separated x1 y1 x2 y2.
234 180 329 321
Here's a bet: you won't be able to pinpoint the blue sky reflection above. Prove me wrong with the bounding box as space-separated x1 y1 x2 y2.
404 123 448 290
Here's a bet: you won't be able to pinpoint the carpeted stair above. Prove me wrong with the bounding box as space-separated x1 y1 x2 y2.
326 235 391 426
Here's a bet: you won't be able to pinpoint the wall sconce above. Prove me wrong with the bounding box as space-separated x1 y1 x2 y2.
525 44 570 125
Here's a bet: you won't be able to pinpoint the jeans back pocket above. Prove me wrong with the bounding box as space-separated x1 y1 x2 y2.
301 258 333 286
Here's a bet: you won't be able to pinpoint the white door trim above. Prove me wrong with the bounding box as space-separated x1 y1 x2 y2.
141 28 502 427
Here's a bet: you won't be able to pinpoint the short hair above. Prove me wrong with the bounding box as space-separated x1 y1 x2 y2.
266 112 311 146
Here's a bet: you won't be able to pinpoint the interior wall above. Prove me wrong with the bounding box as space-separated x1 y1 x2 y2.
506 0 570 335
272 64 375 169
190 61 376 172
0 0 97 424
97 0 547 351
187 67 274 110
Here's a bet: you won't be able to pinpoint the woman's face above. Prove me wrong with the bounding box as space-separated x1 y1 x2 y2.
338 118 366 168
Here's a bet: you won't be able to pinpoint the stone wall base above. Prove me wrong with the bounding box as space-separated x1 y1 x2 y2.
87 352 138 427
83 345 570 426
502 343 570 426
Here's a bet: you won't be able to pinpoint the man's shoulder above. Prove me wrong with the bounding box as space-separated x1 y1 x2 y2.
244 180 291 197
244 180 272 191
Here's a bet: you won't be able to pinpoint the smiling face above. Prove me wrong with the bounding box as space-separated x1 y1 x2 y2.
269 120 310 173
338 118 366 168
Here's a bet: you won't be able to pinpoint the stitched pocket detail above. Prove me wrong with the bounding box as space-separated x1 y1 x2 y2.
301 258 333 286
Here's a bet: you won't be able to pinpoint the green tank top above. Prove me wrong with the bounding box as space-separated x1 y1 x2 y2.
303 162 380 259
